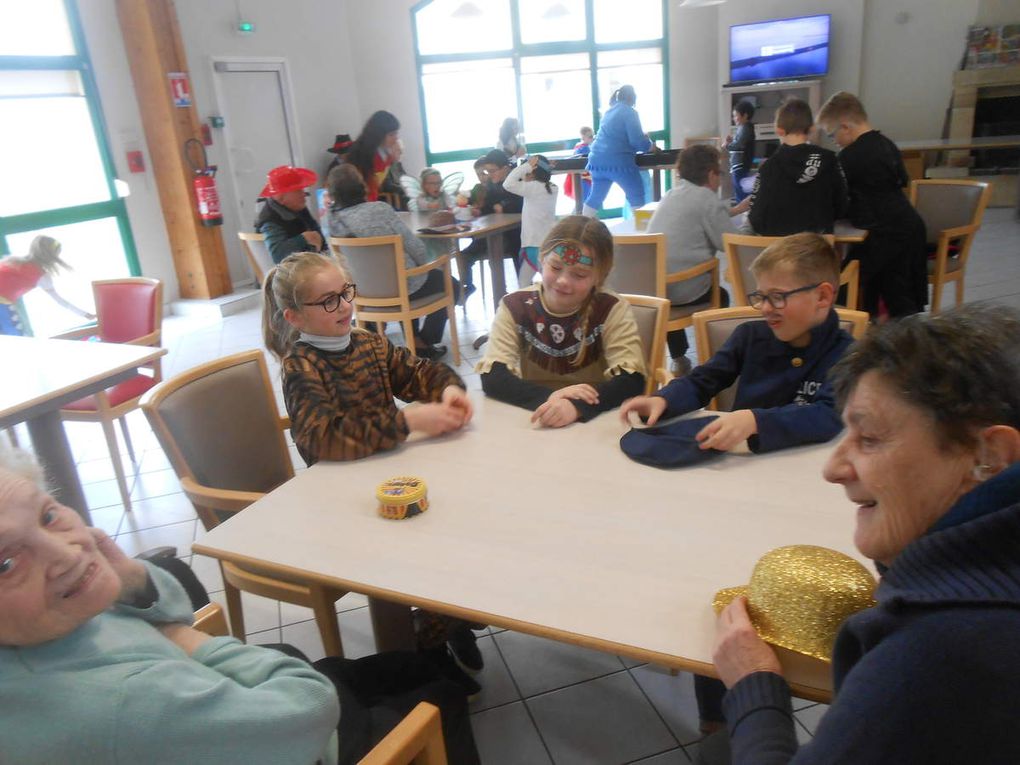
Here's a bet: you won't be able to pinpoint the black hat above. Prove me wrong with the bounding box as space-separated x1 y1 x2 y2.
619 415 725 468
482 148 513 167
328 134 354 154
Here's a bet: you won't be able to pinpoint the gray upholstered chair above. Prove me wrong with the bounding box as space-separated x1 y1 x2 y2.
237 231 275 287
909 179 991 313
608 232 723 355
140 349 345 657
722 233 860 310
330 234 461 365
692 306 869 411
620 293 670 393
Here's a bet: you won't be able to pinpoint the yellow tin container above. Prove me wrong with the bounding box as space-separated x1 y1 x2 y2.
376 476 429 520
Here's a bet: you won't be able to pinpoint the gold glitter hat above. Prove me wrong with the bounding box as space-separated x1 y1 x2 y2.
713 545 877 662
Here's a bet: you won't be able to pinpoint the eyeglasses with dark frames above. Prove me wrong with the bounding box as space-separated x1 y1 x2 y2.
303 283 357 312
746 283 820 310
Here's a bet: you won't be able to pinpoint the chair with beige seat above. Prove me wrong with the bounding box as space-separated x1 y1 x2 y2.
692 306 869 411
140 349 346 657
330 234 461 365
56 277 163 511
237 232 274 287
722 233 860 310
620 294 671 393
607 232 722 372
908 179 991 313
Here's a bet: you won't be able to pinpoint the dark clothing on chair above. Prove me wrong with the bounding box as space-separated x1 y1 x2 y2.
747 143 846 236
254 199 324 264
837 130 927 317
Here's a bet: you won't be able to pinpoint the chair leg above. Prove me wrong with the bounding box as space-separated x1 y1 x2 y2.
402 319 418 355
100 417 132 511
310 587 345 658
930 277 942 314
955 276 965 307
118 416 137 465
223 574 247 642
446 302 462 366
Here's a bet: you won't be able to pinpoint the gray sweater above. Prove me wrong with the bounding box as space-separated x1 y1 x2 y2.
646 180 735 304
329 201 430 293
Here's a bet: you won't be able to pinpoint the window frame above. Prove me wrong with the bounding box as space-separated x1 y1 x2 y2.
411 0 670 174
0 0 140 274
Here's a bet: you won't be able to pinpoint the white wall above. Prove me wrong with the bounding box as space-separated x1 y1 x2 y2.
670 5 721 142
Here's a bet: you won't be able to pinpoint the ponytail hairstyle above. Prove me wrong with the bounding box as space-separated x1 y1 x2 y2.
25 235 71 276
262 251 346 362
532 155 554 194
609 84 637 107
538 215 615 366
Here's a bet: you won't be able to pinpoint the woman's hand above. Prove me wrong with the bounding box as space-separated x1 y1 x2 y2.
696 410 757 451
619 395 668 426
404 402 468 437
159 622 213 657
531 397 580 428
441 385 474 425
713 596 783 688
548 384 599 406
90 528 150 604
301 231 324 250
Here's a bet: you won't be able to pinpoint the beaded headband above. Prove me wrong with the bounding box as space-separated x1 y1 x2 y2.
545 242 593 267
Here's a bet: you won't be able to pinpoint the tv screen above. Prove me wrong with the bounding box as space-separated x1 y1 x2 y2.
729 14 830 85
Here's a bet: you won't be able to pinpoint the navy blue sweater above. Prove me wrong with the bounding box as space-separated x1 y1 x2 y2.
655 310 852 452
724 462 1020 764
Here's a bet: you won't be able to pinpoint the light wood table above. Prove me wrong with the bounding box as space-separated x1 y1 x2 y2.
193 396 863 702
399 212 522 305
0 336 166 523
897 134 1020 183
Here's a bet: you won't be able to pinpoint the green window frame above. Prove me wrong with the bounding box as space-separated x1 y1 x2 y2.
0 0 140 273
411 0 670 217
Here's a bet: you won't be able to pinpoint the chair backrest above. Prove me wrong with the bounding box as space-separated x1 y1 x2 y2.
693 306 869 411
723 233 848 307
93 278 162 346
358 702 448 765
330 235 406 302
606 234 666 297
238 232 274 286
620 294 669 394
909 180 991 246
141 350 293 502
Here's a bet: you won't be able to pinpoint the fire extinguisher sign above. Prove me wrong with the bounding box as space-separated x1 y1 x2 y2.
168 72 192 108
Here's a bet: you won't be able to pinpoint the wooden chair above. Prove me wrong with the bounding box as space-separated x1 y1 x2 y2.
359 702 448 765
620 294 671 393
330 235 461 365
607 232 723 359
238 232 274 287
139 349 346 657
692 306 870 411
194 602 229 636
722 233 860 310
56 277 163 511
909 179 991 313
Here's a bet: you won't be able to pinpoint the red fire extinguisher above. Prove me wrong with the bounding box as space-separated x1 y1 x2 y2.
184 138 223 227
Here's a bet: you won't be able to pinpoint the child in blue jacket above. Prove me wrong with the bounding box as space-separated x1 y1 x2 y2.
620 232 853 454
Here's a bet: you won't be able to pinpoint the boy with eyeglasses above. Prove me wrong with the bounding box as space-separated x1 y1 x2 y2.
621 232 853 455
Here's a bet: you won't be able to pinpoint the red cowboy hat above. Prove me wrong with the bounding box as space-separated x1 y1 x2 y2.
260 165 318 197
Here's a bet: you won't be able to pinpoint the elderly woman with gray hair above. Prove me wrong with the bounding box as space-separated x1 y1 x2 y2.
713 304 1020 763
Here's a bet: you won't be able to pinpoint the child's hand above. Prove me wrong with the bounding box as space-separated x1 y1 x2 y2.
441 385 474 425
619 395 668 426
696 409 757 451
548 384 599 406
404 403 466 437
493 203 504 214
528 156 539 169
530 398 579 429
90 528 149 603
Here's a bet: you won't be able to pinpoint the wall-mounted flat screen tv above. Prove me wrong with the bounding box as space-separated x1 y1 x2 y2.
729 14 830 85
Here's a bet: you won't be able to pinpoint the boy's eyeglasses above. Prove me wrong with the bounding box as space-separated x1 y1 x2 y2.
746 283 820 310
303 284 357 312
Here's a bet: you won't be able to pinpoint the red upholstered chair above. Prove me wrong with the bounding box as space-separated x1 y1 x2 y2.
56 278 163 510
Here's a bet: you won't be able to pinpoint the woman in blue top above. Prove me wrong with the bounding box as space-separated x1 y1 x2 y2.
583 85 652 216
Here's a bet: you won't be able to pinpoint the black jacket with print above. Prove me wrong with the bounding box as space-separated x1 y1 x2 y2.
747 143 847 236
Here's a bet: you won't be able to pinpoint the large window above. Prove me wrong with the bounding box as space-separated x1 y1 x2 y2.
413 0 669 214
0 0 139 336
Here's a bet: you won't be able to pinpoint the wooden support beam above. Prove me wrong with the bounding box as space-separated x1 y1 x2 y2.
116 0 232 299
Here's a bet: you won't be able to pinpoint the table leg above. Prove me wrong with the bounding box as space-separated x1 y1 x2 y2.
652 168 662 202
486 231 508 305
572 171 583 214
368 596 416 652
25 411 92 524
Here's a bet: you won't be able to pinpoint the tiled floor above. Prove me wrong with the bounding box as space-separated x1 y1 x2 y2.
25 207 1020 764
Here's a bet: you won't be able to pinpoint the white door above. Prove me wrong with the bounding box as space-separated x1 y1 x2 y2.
212 58 302 234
